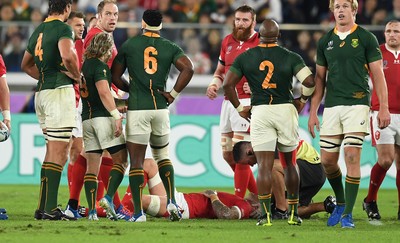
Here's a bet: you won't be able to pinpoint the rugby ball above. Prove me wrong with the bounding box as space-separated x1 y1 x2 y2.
0 121 10 142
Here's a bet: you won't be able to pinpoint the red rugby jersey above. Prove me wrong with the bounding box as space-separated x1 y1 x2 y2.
220 32 259 99
371 44 400 113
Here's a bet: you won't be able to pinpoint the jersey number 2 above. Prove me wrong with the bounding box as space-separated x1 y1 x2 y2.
35 33 44 61
259 60 276 89
144 47 158 74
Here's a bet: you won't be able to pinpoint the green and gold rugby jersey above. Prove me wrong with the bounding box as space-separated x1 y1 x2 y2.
81 58 112 121
316 25 382 107
26 17 75 91
114 32 185 110
230 44 307 106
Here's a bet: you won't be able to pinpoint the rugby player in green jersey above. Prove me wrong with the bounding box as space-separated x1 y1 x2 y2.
308 0 391 228
21 0 80 221
112 10 194 222
80 32 126 221
224 19 315 227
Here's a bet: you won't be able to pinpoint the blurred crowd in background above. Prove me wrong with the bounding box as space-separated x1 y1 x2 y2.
0 0 398 115
1 0 397 74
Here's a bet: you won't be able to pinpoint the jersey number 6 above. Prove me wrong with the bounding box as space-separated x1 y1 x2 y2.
144 47 158 75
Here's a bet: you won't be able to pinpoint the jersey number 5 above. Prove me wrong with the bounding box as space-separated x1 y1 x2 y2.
259 60 276 89
144 47 158 75
35 33 44 61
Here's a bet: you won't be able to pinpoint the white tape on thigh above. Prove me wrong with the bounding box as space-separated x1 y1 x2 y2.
148 172 162 189
221 136 233 151
147 195 161 216
232 132 250 144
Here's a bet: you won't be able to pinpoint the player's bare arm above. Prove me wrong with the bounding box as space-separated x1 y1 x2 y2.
369 59 391 129
159 55 194 104
96 79 122 137
308 64 326 138
203 190 240 219
21 51 39 80
293 67 314 113
111 62 130 92
59 38 80 82
206 62 225 99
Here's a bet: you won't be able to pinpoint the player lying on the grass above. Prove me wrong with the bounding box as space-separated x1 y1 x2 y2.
120 189 261 220
79 157 261 220
233 140 336 219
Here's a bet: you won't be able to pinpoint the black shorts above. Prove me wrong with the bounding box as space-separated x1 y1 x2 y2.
298 159 326 206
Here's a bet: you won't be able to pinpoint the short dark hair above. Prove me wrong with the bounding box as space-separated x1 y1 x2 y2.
68 11 85 20
142 9 163 27
232 141 250 163
97 0 117 14
48 0 72 15
234 5 256 21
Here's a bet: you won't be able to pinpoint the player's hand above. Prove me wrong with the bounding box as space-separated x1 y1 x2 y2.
158 89 175 105
239 106 252 122
308 113 320 138
3 119 11 132
293 98 306 113
243 82 251 94
114 118 123 137
203 190 217 198
377 108 391 129
206 84 218 100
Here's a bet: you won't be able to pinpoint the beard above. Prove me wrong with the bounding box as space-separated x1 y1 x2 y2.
232 22 253 41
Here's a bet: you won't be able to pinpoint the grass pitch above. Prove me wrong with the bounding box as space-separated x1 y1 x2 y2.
1 185 400 243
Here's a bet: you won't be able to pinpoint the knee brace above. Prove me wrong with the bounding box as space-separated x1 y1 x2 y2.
146 195 161 216
151 144 169 162
343 135 364 148
47 128 72 142
319 138 341 152
221 135 233 152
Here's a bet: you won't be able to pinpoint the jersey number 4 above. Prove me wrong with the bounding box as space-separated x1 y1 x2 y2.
144 47 158 74
260 60 276 89
35 33 44 61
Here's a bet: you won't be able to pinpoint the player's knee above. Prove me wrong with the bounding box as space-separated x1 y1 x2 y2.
146 195 161 216
148 172 162 189
378 157 394 170
319 137 341 153
221 136 233 152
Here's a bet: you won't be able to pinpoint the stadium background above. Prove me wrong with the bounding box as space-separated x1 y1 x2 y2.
0 0 397 188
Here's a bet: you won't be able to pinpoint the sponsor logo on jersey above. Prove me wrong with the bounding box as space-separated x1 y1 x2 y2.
375 131 380 141
226 45 232 54
352 92 366 99
383 59 388 69
394 59 400 64
327 40 334 50
351 39 359 48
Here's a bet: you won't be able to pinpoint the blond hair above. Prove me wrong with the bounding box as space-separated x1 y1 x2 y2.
329 0 358 12
83 32 114 62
